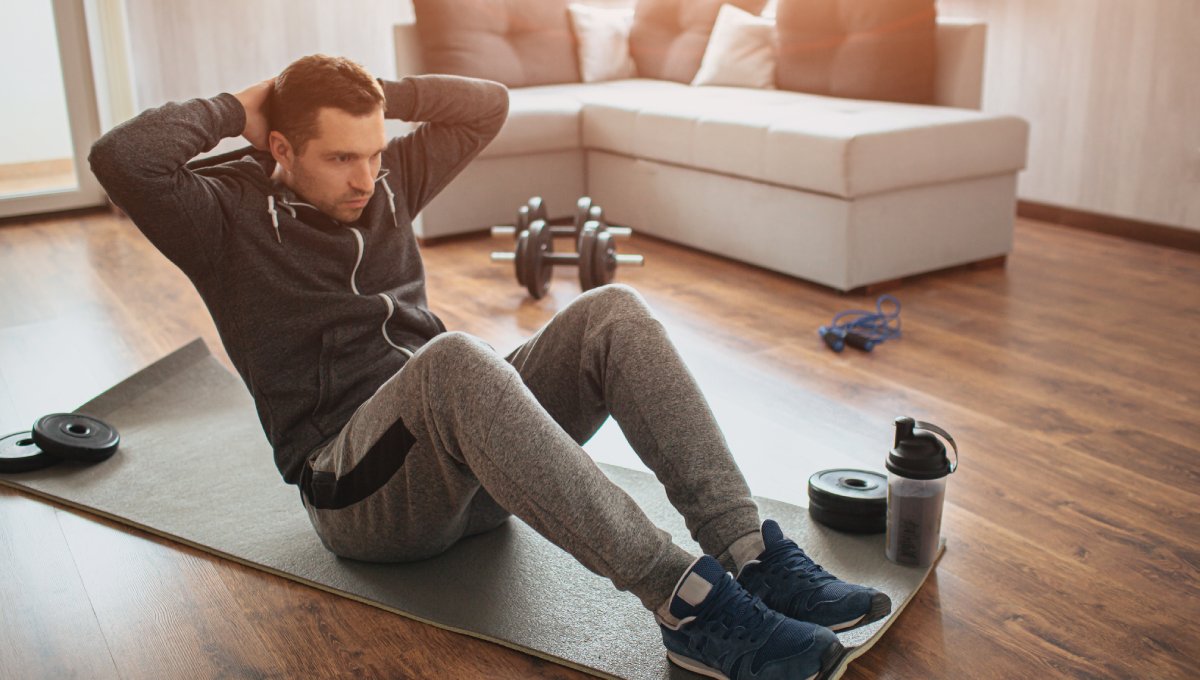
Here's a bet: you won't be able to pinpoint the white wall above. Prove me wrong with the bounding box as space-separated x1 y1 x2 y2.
0 0 74 165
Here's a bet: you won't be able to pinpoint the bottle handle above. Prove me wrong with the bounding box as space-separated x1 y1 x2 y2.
915 421 958 473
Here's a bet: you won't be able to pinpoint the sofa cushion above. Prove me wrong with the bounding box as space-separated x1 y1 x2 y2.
629 0 769 83
476 85 587 159
412 0 580 88
775 0 937 104
691 4 776 89
568 81 1027 197
568 4 637 83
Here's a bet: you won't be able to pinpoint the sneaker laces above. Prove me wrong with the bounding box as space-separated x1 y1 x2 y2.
762 539 837 586
699 577 773 644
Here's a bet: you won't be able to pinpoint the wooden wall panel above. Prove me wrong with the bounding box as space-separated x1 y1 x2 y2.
122 0 416 108
120 0 635 108
938 0 1200 232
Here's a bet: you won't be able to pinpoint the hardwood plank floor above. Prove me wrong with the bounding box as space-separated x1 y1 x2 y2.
0 209 1197 679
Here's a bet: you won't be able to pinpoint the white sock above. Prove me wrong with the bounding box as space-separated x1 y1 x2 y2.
728 531 766 571
657 555 715 627
656 598 680 627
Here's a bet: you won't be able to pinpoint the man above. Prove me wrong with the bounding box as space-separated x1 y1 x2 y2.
90 55 890 679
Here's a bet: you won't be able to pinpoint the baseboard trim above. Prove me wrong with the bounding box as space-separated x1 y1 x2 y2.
850 255 1007 296
0 205 110 228
416 229 490 248
1017 200 1200 253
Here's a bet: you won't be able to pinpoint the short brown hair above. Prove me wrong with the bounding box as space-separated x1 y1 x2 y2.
269 54 385 153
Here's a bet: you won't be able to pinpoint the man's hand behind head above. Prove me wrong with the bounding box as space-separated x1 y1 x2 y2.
234 78 274 150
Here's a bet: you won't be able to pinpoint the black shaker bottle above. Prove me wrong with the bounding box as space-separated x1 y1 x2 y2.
885 417 958 567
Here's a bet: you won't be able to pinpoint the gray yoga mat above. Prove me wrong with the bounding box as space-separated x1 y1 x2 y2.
0 340 941 679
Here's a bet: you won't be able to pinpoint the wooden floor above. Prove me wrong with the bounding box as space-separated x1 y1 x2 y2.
0 209 1197 679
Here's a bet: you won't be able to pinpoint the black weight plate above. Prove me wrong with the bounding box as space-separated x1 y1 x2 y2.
808 468 887 505
525 220 554 299
807 468 887 534
578 205 606 252
809 500 886 534
0 431 60 474
515 230 529 286
527 196 548 223
32 413 120 463
593 230 616 287
514 205 531 238
574 196 593 233
578 225 598 291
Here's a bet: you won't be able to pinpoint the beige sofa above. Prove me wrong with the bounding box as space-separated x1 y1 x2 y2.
391 17 1029 292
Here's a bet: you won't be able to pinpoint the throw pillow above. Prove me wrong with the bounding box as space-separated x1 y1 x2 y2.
629 0 770 83
568 4 637 83
774 0 937 104
691 4 776 89
412 0 580 88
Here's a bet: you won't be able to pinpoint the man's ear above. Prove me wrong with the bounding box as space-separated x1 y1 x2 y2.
269 131 295 172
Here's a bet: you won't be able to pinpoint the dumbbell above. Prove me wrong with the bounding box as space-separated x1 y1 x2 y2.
491 196 558 237
568 199 633 252
577 220 644 291
492 196 632 247
490 219 645 299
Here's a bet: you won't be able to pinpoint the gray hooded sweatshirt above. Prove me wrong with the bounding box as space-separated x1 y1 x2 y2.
88 75 510 485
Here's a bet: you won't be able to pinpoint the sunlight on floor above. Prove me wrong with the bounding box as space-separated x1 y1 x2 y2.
0 159 77 196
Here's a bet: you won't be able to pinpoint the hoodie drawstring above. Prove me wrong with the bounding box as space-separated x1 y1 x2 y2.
266 172 396 243
266 172 413 357
267 195 297 243
380 180 398 229
267 195 279 243
375 169 399 229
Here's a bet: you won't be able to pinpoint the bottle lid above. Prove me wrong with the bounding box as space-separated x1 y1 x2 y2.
886 417 958 480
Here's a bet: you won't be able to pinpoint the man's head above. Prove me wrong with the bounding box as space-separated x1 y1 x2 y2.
268 55 387 223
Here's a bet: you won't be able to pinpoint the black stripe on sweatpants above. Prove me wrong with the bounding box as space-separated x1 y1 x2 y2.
300 417 416 510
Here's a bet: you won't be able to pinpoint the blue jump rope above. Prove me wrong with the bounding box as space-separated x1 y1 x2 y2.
818 294 902 352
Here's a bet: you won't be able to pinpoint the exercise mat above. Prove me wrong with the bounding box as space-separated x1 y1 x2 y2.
0 340 942 679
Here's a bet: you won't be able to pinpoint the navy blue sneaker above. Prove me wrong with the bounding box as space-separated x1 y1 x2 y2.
657 555 844 680
737 520 892 631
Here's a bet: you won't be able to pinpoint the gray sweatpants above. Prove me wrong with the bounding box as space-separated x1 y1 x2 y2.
301 284 761 610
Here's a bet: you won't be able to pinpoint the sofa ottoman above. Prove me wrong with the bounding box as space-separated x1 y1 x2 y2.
390 15 1029 292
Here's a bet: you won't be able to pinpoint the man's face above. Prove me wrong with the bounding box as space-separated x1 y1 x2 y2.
271 106 387 224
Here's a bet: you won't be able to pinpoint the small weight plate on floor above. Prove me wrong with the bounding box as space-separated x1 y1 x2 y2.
807 468 887 534
0 431 61 473
32 413 121 464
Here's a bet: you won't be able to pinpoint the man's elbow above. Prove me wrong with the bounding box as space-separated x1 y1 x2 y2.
87 137 114 189
88 133 120 187
87 131 142 206
482 81 511 138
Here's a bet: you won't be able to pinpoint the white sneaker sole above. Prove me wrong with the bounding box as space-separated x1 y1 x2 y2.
666 650 819 680
829 590 893 631
829 613 865 631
